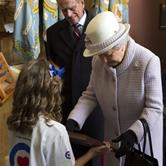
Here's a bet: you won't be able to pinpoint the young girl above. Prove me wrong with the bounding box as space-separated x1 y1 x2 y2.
7 58 110 166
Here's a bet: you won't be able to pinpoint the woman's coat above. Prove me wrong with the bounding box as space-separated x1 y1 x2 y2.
69 37 163 166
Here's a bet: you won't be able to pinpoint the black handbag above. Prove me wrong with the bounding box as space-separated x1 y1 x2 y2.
124 118 159 166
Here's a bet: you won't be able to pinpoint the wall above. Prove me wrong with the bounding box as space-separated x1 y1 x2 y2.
85 0 93 9
129 0 166 71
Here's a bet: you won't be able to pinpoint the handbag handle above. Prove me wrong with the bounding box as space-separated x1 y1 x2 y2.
139 118 154 157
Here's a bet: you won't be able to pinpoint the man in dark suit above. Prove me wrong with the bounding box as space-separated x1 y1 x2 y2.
46 0 104 165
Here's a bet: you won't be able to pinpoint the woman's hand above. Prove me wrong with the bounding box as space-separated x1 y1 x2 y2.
112 130 137 158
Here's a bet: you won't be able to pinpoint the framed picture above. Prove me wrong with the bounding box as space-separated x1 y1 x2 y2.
159 3 166 29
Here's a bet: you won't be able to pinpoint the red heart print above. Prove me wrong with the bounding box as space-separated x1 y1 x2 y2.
17 156 29 166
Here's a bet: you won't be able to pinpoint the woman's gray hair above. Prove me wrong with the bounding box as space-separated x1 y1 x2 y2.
113 34 130 49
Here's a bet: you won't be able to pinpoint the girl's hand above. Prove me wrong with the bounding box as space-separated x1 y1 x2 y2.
88 141 112 157
75 141 112 166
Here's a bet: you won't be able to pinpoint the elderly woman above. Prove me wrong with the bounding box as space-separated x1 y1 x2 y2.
67 11 163 166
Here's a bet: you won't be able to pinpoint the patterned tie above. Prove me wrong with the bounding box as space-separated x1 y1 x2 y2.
73 23 81 38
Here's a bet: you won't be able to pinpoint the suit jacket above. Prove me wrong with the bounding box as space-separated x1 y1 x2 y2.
46 11 104 162
46 11 93 122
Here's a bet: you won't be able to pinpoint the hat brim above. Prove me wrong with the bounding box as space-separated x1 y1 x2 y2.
83 24 130 57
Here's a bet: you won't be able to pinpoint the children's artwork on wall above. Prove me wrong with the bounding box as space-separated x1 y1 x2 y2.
14 0 60 60
91 0 129 23
159 3 166 29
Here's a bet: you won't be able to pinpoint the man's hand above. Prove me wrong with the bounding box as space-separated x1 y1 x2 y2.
112 130 137 158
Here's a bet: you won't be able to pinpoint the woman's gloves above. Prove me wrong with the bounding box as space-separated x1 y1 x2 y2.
112 130 137 158
66 120 137 159
66 119 79 132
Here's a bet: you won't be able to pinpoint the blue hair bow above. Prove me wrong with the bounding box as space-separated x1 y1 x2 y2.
49 64 65 78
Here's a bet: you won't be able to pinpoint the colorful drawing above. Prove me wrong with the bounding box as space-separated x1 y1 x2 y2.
92 0 129 23
14 0 59 60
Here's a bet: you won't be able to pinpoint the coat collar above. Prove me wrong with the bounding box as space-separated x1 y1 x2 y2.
59 20 74 49
116 37 136 74
103 37 136 75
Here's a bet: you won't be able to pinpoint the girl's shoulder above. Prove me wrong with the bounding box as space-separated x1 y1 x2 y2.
35 116 68 138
